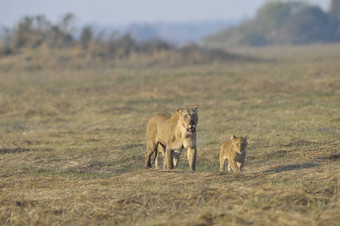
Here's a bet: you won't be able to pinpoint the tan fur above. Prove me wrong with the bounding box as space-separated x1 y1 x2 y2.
145 107 198 171
219 135 248 173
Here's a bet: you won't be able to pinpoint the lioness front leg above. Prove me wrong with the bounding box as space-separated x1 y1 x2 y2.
166 147 174 169
187 147 197 171
173 157 179 168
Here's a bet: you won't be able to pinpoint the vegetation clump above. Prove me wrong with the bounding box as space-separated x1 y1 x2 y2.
0 14 245 70
204 0 340 47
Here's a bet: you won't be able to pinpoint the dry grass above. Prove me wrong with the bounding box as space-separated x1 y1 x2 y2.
0 44 339 225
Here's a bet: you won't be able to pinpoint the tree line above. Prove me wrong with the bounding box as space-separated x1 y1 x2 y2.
203 0 340 47
0 13 177 57
0 13 246 70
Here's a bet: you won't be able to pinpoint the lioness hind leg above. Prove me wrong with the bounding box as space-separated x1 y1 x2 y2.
166 148 174 169
145 141 157 168
155 144 165 169
155 149 160 169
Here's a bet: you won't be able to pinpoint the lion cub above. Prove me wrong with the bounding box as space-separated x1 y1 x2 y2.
219 135 248 173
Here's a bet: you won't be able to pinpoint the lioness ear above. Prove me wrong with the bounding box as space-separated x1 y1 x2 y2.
176 108 183 113
231 135 236 141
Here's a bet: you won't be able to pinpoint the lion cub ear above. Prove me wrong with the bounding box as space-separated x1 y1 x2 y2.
230 135 237 141
244 135 249 140
192 105 198 111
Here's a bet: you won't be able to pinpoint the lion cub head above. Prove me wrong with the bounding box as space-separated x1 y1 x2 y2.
231 135 248 154
176 106 198 134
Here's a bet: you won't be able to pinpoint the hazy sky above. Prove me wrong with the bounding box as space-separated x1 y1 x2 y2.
0 0 330 26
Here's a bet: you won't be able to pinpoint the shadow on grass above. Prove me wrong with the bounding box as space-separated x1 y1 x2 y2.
263 162 319 174
317 154 340 161
0 148 31 154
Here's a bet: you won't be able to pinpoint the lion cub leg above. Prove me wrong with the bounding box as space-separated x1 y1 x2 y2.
227 163 232 172
236 161 244 172
228 159 240 173
219 156 226 172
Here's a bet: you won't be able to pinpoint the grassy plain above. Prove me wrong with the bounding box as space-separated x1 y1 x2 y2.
0 44 339 225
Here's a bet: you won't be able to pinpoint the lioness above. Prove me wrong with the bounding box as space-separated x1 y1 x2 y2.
219 135 248 173
145 107 198 170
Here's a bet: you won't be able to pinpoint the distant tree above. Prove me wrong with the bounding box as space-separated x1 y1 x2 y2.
238 21 267 46
59 13 76 35
80 26 93 49
13 16 50 50
203 0 340 47
256 1 307 44
330 0 340 20
284 6 339 44
106 33 137 58
46 13 75 48
46 25 64 48
0 26 13 55
257 1 304 29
